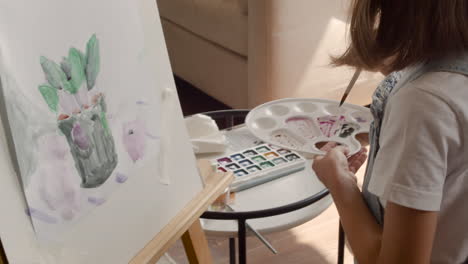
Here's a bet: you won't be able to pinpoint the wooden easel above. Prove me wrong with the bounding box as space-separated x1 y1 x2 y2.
0 238 7 264
130 160 233 264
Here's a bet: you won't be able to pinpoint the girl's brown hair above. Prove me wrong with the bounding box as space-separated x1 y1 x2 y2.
334 0 468 72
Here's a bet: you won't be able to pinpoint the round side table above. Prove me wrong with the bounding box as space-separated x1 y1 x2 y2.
193 110 338 264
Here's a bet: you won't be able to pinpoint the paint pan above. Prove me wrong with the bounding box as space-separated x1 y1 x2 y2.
255 146 270 153
226 163 241 171
231 153 245 161
243 150 258 157
239 159 254 167
213 143 306 192
234 169 249 177
264 152 279 159
252 155 266 163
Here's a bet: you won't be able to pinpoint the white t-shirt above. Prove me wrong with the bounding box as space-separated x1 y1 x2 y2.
368 71 468 263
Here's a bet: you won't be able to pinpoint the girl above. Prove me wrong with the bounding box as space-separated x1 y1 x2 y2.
312 0 468 263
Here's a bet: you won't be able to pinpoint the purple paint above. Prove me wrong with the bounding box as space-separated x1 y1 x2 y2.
136 100 147 105
115 172 128 183
317 115 346 137
26 208 58 224
217 157 232 165
71 123 90 150
123 119 148 162
88 197 106 206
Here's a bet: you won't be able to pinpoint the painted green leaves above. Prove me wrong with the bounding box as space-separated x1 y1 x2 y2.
61 48 86 94
38 34 101 113
40 56 74 92
38 84 59 112
86 34 100 91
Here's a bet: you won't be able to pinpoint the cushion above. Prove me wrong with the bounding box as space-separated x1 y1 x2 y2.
157 0 248 56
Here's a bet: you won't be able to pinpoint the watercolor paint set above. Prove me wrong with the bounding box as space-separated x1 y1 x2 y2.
214 144 306 192
245 98 372 158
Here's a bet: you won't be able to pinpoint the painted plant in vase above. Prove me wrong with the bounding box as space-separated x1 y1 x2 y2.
38 34 118 188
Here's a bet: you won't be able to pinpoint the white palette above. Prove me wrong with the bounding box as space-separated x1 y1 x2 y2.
246 98 372 158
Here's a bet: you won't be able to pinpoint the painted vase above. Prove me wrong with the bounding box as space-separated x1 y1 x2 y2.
58 95 118 188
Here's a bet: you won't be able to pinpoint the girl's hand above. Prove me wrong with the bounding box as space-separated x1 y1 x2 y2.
312 143 367 190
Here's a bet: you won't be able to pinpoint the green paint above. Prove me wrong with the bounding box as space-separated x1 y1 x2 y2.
40 56 73 92
58 100 117 188
60 58 72 79
38 84 59 112
77 49 86 69
100 111 110 136
67 48 86 93
85 34 100 90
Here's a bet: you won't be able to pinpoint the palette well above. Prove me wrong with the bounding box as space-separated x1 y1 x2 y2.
214 144 306 192
246 98 372 157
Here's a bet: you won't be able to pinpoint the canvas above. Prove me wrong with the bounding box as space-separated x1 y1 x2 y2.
0 0 161 242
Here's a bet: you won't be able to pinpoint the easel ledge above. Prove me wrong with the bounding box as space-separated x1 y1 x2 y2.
130 160 234 264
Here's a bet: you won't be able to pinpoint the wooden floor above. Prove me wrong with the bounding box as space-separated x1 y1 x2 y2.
167 205 352 264
167 165 367 264
171 76 367 264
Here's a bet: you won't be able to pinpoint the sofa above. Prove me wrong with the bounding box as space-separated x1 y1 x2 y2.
157 0 383 109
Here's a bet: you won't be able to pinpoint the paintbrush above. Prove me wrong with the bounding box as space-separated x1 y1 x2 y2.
339 68 362 107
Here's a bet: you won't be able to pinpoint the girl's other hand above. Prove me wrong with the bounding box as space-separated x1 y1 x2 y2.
312 142 367 190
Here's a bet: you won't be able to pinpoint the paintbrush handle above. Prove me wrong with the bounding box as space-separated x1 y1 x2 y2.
339 68 362 107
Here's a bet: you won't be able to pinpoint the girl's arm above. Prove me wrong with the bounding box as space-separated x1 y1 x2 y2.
313 147 438 264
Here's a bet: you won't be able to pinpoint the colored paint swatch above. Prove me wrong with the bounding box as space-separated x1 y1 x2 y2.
234 169 248 177
252 155 266 163
317 115 346 137
338 122 360 138
230 153 245 161
218 167 227 172
246 165 262 173
239 159 253 167
277 149 291 155
226 163 241 170
259 161 275 169
272 157 287 165
285 154 300 161
255 146 270 153
243 150 258 157
217 157 232 165
264 152 279 159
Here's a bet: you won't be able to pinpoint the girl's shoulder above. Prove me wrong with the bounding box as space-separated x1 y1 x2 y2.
389 71 468 118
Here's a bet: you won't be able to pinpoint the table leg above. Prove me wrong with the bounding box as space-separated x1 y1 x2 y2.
229 238 236 264
238 220 247 264
338 222 345 264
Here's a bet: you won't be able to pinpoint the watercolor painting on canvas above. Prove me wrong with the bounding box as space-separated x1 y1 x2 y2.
0 0 161 242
